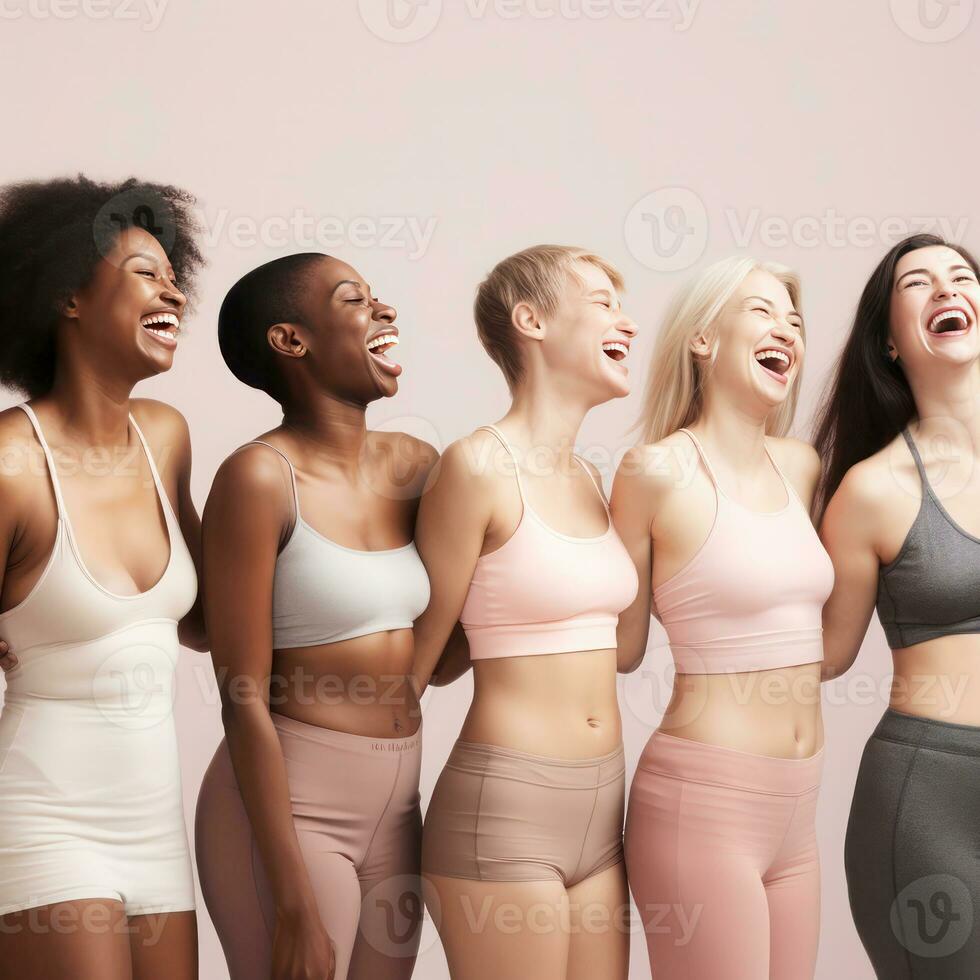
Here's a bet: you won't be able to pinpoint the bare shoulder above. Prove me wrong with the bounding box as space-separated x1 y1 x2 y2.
0 405 43 504
368 429 440 494
615 430 697 500
766 435 820 482
130 397 190 440
210 440 294 503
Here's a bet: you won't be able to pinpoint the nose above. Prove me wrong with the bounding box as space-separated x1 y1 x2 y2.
771 318 797 344
617 312 639 337
372 298 396 323
934 279 959 300
160 278 186 310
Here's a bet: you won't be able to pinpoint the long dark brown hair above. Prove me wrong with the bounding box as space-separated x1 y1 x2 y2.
812 233 980 520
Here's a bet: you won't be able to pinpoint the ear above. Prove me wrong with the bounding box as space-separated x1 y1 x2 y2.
885 335 898 362
689 331 712 360
60 294 81 321
511 301 543 341
267 322 307 359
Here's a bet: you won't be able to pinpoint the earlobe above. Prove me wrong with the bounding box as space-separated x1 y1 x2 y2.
60 296 80 321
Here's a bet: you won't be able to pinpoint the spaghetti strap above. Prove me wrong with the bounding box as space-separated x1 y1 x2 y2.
127 413 169 503
16 402 67 516
901 428 931 490
475 425 526 504
677 427 720 488
572 455 609 512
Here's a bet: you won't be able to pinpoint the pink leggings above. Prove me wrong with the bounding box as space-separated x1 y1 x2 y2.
624 731 823 980
194 712 423 980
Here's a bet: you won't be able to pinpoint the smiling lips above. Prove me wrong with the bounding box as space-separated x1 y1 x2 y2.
754 347 792 385
927 307 972 336
140 311 180 349
602 340 630 373
366 331 402 377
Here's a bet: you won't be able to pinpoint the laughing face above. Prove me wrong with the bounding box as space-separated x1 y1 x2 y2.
66 225 187 380
272 257 401 404
889 246 980 372
539 259 638 402
697 268 803 410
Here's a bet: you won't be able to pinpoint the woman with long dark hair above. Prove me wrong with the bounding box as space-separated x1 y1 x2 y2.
815 233 980 977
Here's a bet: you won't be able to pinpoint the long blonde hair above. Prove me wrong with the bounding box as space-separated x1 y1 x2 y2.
632 256 804 445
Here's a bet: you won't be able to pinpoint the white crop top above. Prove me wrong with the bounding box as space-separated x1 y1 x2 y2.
238 442 430 649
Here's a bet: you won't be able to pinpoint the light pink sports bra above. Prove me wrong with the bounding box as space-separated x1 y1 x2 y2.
652 428 835 674
459 425 639 660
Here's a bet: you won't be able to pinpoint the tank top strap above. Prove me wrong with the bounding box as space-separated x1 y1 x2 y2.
677 427 721 489
901 427 933 495
475 425 526 505
126 412 176 523
571 454 610 513
234 440 302 521
760 438 798 507
16 402 67 517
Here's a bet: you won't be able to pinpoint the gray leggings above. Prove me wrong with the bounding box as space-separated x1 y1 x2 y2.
844 708 980 978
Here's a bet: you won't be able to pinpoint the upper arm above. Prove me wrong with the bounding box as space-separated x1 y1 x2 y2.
610 446 656 673
819 463 882 678
202 447 291 715
411 437 494 691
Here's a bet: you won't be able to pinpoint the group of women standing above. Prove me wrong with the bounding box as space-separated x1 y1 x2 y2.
0 174 976 980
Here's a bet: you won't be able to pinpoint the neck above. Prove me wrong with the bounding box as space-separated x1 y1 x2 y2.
280 392 370 469
908 360 980 452
503 378 592 470
44 368 135 445
695 391 773 472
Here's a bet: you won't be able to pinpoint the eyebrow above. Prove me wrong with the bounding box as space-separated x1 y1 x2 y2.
331 279 374 296
897 264 975 285
589 288 619 304
121 251 161 265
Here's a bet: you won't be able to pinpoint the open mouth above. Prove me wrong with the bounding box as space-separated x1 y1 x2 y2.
754 347 792 384
927 308 972 336
366 331 402 377
602 341 629 371
140 311 180 348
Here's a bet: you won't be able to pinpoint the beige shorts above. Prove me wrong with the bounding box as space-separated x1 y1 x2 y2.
421 739 625 886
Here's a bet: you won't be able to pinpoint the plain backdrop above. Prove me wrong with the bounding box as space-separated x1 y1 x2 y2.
1 0 977 976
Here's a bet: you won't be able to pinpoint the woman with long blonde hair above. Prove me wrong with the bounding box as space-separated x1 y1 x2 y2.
612 256 834 979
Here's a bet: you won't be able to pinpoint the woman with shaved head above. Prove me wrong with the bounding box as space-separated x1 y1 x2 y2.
194 253 437 980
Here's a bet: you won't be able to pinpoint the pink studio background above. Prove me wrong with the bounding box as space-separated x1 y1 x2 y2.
1 1 976 977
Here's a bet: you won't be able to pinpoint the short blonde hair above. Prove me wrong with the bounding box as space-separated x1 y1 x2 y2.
632 255 804 444
474 244 625 390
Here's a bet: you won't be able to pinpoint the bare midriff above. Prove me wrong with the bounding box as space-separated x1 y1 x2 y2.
658 660 823 759
890 634 980 725
269 627 420 738
461 648 622 758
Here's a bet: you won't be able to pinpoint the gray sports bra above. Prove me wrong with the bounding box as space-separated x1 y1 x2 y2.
236 442 431 650
876 427 980 650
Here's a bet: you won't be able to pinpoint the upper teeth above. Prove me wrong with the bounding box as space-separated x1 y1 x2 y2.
929 309 968 330
755 349 789 366
141 313 179 329
367 333 398 351
602 342 628 357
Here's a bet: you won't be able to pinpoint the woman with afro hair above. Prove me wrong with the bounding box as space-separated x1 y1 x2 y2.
0 174 208 980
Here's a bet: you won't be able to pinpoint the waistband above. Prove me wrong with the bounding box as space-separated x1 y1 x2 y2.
872 707 980 756
270 711 423 755
636 730 823 796
446 738 625 789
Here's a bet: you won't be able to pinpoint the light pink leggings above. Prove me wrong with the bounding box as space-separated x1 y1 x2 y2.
624 731 823 980
194 712 423 980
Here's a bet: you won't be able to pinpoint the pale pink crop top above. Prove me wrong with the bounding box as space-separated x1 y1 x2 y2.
652 428 835 674
460 425 639 660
